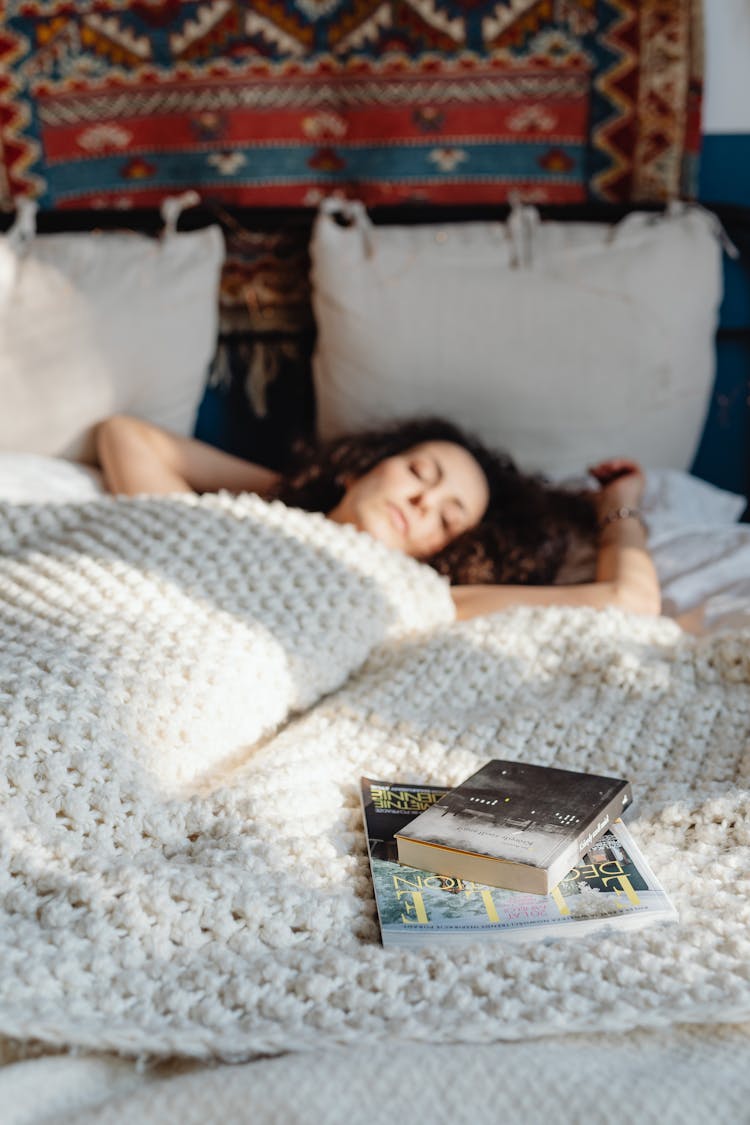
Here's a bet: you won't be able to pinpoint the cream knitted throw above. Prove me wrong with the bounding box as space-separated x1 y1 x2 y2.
0 494 748 1060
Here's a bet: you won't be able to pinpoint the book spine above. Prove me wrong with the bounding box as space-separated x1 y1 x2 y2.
546 781 633 890
575 781 633 860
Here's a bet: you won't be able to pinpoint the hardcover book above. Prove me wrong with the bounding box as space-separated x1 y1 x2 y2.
362 778 677 948
394 759 632 894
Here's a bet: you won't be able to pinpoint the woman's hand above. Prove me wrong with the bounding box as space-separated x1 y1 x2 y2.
452 456 659 621
588 458 645 521
588 457 659 616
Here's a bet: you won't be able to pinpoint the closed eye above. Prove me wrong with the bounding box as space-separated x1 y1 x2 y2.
442 500 465 536
410 456 440 485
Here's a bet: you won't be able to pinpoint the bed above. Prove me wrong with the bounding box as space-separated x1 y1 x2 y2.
1 199 750 1124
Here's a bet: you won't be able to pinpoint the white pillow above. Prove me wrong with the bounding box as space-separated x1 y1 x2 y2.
553 466 747 530
0 452 105 502
311 201 724 475
642 467 746 532
0 200 224 461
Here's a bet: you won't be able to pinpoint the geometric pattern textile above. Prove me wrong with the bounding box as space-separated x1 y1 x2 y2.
193 210 316 468
0 0 704 209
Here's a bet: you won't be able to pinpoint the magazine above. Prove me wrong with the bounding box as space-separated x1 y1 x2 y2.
361 778 678 947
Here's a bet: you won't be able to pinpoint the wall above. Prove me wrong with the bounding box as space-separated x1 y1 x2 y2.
701 0 750 207
704 0 750 134
692 0 750 493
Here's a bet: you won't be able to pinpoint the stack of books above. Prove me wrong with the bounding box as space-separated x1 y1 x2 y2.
360 760 677 948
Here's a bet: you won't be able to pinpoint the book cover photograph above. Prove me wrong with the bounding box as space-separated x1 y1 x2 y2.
362 778 677 948
394 759 632 894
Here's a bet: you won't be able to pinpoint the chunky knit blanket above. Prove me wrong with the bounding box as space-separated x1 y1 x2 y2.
0 494 748 1061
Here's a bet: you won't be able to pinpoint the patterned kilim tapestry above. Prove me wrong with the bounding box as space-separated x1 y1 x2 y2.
0 0 703 209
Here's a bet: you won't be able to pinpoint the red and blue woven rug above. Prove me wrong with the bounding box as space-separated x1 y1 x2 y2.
0 0 703 209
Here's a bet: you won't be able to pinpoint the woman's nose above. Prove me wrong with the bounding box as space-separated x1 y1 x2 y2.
409 487 436 517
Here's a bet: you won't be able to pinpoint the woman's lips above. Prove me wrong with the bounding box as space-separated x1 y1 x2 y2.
387 502 408 537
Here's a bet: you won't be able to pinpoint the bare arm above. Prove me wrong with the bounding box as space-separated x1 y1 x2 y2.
94 414 281 497
452 459 661 621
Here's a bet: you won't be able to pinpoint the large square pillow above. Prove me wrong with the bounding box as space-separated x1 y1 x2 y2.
0 200 224 461
310 201 724 475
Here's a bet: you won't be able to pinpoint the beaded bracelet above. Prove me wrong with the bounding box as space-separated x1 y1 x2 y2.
599 506 647 533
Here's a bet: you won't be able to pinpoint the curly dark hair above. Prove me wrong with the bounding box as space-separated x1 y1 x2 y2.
271 417 598 586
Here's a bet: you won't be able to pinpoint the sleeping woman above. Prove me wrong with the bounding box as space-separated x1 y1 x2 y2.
94 414 660 622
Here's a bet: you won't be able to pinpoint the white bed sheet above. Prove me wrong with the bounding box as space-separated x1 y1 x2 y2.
4 1025 750 1125
0 454 746 633
641 468 750 631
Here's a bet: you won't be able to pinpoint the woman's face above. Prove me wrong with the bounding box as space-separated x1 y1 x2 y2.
328 440 490 558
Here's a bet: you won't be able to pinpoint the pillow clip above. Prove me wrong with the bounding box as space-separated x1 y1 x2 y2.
667 200 739 260
320 196 374 256
507 195 539 269
160 191 201 238
8 198 38 256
